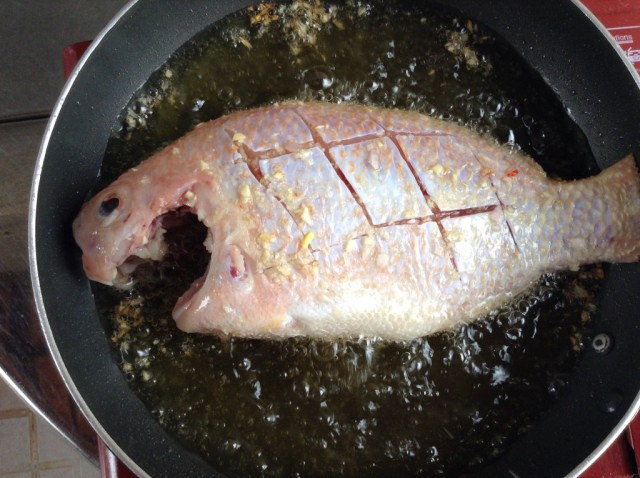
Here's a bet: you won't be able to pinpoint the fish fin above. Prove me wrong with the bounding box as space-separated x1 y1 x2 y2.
599 154 640 263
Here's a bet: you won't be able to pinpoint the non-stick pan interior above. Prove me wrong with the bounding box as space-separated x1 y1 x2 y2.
31 1 640 477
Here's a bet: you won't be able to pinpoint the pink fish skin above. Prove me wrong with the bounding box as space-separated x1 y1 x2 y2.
72 102 640 340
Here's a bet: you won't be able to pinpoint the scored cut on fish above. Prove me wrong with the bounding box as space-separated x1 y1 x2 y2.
72 102 640 340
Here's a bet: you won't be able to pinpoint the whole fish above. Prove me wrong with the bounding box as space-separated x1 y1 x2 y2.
73 102 640 340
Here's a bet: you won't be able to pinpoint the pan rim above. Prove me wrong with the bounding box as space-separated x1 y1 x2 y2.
27 1 640 477
27 1 149 476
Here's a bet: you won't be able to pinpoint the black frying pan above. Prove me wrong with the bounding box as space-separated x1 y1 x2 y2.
29 0 640 476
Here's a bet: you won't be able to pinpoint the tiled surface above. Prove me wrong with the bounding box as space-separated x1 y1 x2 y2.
0 119 45 273
0 0 128 120
0 377 99 478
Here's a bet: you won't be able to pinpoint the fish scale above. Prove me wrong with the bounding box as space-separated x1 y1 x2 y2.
72 102 640 340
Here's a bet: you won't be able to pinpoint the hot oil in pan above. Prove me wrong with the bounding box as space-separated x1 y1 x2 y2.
95 1 604 476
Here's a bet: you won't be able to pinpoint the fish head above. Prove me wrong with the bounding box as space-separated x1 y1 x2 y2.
73 130 303 337
72 161 189 287
74 164 298 337
73 179 139 285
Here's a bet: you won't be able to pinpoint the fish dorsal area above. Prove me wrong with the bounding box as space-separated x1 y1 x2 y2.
217 102 519 285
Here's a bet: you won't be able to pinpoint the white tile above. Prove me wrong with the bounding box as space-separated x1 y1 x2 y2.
37 467 74 478
76 461 100 478
0 379 28 412
0 415 32 472
35 418 84 464
0 472 33 478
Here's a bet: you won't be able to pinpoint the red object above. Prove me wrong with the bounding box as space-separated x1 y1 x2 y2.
581 0 640 16
62 40 92 80
63 4 640 474
580 435 637 478
98 438 138 478
628 418 640 473
582 0 640 74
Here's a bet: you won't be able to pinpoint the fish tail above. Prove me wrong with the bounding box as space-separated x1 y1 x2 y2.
596 154 640 263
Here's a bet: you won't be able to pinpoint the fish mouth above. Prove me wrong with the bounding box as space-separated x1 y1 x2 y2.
136 210 212 321
110 215 168 288
114 210 211 310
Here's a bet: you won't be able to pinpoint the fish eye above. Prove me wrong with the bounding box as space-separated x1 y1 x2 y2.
99 197 120 216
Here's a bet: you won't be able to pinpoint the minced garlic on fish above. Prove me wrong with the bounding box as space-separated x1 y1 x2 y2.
73 102 640 340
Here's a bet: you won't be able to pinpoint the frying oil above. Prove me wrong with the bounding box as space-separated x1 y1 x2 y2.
96 1 604 476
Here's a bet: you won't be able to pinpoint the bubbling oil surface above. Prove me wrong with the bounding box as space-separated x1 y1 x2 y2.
96 1 603 476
